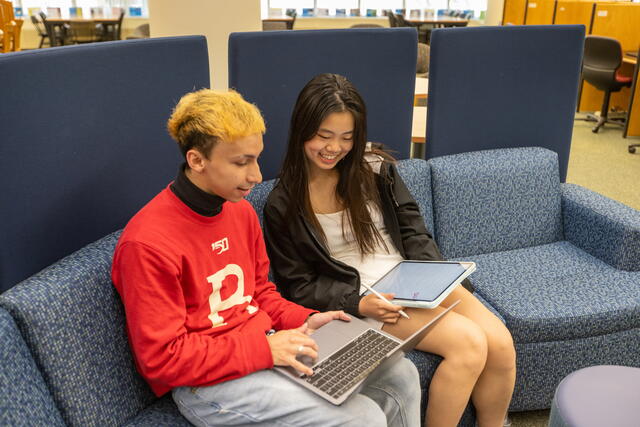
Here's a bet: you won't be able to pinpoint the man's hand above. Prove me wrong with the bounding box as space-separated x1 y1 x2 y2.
266 323 318 376
358 293 404 324
306 310 351 333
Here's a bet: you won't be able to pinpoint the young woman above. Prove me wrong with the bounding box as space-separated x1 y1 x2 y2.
263 73 516 427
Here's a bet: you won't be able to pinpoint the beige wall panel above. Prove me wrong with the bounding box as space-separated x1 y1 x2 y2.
149 0 261 90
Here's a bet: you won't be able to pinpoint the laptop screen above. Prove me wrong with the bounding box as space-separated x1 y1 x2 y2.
370 261 467 302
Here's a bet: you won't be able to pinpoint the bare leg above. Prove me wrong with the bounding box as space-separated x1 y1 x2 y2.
442 287 517 427
383 305 488 427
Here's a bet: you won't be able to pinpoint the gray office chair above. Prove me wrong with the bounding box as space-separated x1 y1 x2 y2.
581 35 633 133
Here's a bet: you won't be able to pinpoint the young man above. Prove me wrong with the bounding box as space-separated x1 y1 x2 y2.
111 89 421 427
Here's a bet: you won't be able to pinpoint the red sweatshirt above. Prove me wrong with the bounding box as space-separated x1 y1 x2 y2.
111 187 315 396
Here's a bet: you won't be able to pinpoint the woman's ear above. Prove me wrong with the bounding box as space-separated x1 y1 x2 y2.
185 149 205 172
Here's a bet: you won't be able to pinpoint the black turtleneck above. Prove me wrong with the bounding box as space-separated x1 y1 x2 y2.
170 164 225 217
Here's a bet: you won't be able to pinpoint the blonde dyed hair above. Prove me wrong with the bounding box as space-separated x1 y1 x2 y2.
167 89 265 158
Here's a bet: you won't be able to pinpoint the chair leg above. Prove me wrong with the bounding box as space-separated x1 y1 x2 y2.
592 90 612 133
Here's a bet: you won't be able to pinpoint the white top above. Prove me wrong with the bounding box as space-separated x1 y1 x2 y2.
315 203 403 294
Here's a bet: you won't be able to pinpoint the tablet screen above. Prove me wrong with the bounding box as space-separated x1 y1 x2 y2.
371 261 467 302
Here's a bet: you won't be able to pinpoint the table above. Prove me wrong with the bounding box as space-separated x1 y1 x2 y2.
407 16 469 27
412 106 427 144
414 77 428 105
43 17 120 46
263 15 294 30
45 17 120 25
263 16 293 23
411 106 427 158
623 53 637 66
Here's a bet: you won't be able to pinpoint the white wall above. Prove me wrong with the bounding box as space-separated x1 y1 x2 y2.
148 0 261 90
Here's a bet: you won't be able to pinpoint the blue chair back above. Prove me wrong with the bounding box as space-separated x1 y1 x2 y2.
0 37 210 292
229 28 417 180
429 147 563 258
425 25 585 182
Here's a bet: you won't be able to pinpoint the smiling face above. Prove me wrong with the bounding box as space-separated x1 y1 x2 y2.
303 111 355 177
185 133 263 203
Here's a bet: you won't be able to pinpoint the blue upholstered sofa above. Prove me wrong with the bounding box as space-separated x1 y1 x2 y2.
0 157 471 426
2 146 638 424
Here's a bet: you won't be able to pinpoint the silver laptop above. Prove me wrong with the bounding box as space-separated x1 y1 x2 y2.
274 300 459 405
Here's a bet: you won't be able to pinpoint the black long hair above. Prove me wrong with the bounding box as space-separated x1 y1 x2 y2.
279 73 391 255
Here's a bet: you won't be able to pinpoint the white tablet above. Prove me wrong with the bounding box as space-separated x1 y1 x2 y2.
368 260 476 309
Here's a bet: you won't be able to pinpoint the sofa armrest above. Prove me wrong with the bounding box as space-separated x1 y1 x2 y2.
562 184 640 271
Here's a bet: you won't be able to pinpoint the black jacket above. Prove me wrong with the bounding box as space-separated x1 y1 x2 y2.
263 161 473 317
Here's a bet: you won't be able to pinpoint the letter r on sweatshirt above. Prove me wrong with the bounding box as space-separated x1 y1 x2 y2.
206 264 257 328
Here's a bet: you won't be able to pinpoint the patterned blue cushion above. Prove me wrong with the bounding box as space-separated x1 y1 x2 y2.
562 184 640 272
467 241 640 343
511 328 640 411
0 307 65 426
429 147 563 258
0 231 165 426
396 159 435 235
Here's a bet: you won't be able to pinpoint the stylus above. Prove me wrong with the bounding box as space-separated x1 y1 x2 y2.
360 283 410 319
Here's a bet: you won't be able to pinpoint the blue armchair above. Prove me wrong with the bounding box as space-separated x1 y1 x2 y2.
427 147 640 411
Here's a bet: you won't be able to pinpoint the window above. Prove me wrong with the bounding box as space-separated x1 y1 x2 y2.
264 0 486 19
315 0 359 11
17 0 148 17
361 0 403 13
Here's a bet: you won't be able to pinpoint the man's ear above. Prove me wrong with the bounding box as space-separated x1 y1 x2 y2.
185 149 205 172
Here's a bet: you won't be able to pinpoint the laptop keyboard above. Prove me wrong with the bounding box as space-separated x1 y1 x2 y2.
302 329 399 399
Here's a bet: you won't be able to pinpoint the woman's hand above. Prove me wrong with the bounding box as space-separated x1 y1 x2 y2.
358 293 404 324
266 323 318 376
306 310 351 333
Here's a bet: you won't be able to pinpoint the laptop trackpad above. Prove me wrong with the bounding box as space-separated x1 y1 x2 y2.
298 315 370 366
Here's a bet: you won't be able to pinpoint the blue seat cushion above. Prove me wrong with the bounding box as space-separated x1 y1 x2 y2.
468 241 640 343
0 307 65 426
429 147 563 258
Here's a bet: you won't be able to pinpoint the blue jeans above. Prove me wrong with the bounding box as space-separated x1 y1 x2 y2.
172 357 421 427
